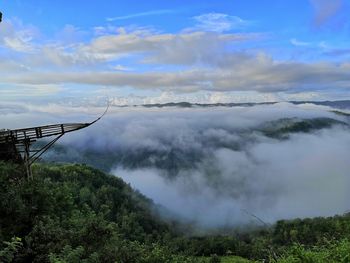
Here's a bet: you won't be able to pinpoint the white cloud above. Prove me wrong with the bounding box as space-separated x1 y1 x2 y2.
193 13 251 32
80 30 257 65
0 19 38 52
290 38 311 47
3 35 33 52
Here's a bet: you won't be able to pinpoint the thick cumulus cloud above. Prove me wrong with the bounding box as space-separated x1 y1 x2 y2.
2 102 349 228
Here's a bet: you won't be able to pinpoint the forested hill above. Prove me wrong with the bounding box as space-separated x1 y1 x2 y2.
137 100 350 109
0 162 179 262
1 162 350 263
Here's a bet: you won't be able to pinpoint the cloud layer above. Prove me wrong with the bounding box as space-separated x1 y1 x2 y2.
1 14 350 102
3 103 348 227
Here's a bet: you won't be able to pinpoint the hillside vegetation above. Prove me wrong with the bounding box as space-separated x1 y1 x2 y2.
0 162 350 262
0 162 181 262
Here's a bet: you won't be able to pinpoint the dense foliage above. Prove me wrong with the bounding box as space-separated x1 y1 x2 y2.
0 162 185 262
0 161 349 262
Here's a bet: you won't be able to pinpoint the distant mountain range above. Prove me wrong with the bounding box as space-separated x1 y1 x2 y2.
132 100 350 109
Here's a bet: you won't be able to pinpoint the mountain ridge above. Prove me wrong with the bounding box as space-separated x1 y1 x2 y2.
119 100 350 109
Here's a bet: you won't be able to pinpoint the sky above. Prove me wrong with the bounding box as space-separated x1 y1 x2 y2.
1 0 350 105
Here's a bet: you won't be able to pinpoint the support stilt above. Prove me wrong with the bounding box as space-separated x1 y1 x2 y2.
24 139 32 180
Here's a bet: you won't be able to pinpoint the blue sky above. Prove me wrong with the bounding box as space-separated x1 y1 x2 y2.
1 0 350 104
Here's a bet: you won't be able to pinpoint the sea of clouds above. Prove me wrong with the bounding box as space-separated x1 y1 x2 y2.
1 102 350 228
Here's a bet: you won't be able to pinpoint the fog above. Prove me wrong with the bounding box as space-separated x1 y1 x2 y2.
114 127 350 227
1 102 350 227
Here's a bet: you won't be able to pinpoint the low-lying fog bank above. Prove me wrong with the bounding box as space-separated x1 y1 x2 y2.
1 102 349 228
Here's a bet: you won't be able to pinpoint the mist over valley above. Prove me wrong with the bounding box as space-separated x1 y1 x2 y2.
7 102 347 228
